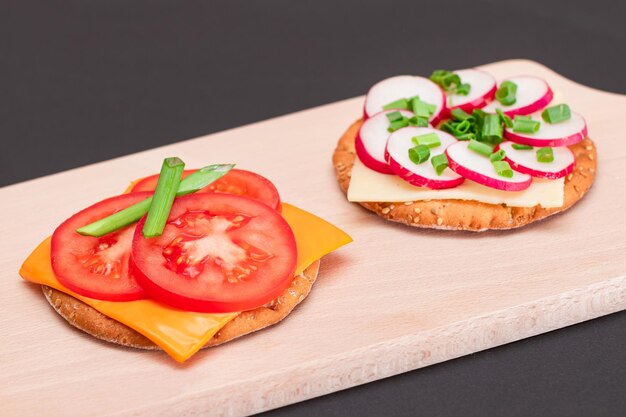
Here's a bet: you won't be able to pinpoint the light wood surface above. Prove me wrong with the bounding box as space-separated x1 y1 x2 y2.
1 60 625 417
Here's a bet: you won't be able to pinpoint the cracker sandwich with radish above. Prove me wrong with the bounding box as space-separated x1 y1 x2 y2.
333 69 596 231
19 160 351 362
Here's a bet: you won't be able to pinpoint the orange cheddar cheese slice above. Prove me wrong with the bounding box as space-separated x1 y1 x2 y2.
20 203 351 362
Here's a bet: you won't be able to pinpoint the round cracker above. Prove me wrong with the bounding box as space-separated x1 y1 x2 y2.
333 119 596 231
42 260 320 350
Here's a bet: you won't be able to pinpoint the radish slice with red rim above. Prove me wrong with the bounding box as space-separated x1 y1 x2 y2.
504 111 587 147
497 142 575 180
385 127 464 189
446 69 496 112
364 75 445 122
445 141 532 191
482 76 553 116
355 109 414 174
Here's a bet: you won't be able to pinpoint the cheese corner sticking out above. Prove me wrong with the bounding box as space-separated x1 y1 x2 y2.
19 203 351 362
348 157 564 208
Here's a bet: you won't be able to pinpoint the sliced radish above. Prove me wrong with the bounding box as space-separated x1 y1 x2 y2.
497 142 575 180
445 141 532 191
355 109 414 174
385 127 464 189
364 75 445 123
446 69 497 113
482 76 553 116
504 111 588 147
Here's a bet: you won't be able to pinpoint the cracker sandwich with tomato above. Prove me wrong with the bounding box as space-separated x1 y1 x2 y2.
20 159 351 362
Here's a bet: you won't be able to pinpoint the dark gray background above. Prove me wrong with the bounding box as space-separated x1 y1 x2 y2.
2 1 625 416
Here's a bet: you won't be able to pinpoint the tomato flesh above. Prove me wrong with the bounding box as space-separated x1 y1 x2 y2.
130 169 281 211
51 193 151 301
131 193 297 312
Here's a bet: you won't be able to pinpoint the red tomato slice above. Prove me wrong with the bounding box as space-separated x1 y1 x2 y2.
130 169 281 211
51 193 151 301
131 193 297 312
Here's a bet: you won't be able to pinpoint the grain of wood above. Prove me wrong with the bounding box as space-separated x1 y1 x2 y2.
1 60 625 417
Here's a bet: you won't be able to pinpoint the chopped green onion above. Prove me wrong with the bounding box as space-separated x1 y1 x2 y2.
492 160 513 178
468 139 494 157
76 163 235 237
142 157 186 238
408 144 430 165
456 83 471 96
383 98 410 111
496 108 513 128
472 109 487 141
455 119 472 134
412 98 431 118
512 115 541 133
536 147 554 163
512 144 533 150
442 73 462 90
410 97 437 116
481 114 504 145
541 104 571 124
429 69 470 95
431 153 449 176
76 199 153 238
387 118 409 132
495 81 517 106
455 132 476 141
472 108 487 121
412 132 441 148
408 116 429 127
440 121 456 134
429 70 452 86
450 108 472 121
490 149 506 162
386 111 404 123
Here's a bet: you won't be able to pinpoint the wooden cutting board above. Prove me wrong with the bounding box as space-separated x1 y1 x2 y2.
1 60 625 417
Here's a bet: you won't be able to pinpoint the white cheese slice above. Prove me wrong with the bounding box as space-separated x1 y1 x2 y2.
347 158 564 208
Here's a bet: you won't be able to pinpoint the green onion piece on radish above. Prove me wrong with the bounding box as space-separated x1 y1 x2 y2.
536 146 554 163
472 108 487 121
451 108 472 121
513 115 541 133
386 111 404 123
387 118 410 132
512 144 533 150
496 108 513 128
411 98 431 118
412 132 441 148
141 157 186 238
481 114 504 144
424 102 437 115
429 70 470 95
455 132 476 141
431 153 449 176
468 139 494 157
456 83 471 96
408 116 429 127
408 144 430 165
410 98 437 117
440 121 456 133
455 119 472 134
383 98 410 111
492 160 514 178
76 163 235 237
429 70 449 86
541 104 571 124
495 81 517 106
490 149 506 162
